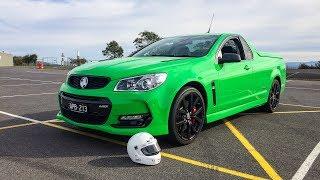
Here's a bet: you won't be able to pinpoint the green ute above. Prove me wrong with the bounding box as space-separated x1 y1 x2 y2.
57 33 286 145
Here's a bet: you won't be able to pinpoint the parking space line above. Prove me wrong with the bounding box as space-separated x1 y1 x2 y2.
0 119 62 130
0 82 61 87
0 122 39 130
44 119 63 123
0 92 56 99
26 71 66 75
291 141 320 180
0 110 266 180
161 152 266 180
0 76 60 83
240 110 320 116
286 87 320 91
225 121 282 180
279 103 320 109
286 79 320 82
273 110 320 114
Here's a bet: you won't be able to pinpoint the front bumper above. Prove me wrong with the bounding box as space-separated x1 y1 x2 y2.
56 82 172 136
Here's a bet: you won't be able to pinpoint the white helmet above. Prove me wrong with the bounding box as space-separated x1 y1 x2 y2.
127 132 161 165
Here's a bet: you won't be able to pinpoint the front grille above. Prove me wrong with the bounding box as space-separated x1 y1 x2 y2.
68 75 110 89
59 92 111 125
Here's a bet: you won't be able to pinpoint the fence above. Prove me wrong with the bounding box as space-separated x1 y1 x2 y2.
37 57 95 70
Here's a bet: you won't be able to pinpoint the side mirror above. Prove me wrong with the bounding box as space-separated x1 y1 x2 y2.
218 53 241 64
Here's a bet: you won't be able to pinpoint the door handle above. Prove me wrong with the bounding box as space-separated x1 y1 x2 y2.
244 65 250 70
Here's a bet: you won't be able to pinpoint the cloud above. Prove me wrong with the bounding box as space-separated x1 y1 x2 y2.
0 0 319 61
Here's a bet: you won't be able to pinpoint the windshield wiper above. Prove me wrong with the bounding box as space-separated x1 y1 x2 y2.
172 55 192 57
147 54 174 57
147 54 192 57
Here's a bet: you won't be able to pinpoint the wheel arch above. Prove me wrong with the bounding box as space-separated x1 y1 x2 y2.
169 80 209 124
274 76 281 85
167 80 208 144
183 81 208 110
270 68 282 89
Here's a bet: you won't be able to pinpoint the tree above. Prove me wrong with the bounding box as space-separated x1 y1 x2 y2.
102 40 124 60
133 31 161 50
69 58 87 66
13 54 38 66
13 56 24 66
24 54 37 65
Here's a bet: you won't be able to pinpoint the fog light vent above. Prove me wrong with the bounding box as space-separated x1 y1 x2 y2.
113 114 152 128
120 115 144 121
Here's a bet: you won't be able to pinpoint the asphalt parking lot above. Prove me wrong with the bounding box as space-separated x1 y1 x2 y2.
0 66 319 180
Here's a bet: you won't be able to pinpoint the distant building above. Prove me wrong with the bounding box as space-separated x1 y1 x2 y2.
0 52 13 66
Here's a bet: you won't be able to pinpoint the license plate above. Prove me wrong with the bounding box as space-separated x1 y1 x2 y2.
68 102 88 113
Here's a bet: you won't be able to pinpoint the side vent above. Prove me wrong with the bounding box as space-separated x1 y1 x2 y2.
211 81 216 106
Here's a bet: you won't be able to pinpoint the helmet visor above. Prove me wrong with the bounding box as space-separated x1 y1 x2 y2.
141 143 161 156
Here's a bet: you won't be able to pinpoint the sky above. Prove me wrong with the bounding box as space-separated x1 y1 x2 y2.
0 0 319 62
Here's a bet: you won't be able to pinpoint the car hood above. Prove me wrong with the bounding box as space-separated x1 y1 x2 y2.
69 56 196 80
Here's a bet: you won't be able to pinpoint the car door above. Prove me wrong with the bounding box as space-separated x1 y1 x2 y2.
239 36 269 100
215 36 254 112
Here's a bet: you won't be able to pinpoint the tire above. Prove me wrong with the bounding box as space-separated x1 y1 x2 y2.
168 86 205 145
261 79 281 113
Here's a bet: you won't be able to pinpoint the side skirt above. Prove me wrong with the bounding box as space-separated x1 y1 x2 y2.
206 98 266 123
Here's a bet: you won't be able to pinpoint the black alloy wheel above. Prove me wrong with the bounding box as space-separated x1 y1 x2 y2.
262 79 281 113
169 87 205 145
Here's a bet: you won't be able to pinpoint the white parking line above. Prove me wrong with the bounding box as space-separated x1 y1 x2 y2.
0 82 61 87
0 76 60 83
279 103 320 109
0 92 57 99
0 111 41 123
26 71 66 75
291 141 320 180
286 87 320 91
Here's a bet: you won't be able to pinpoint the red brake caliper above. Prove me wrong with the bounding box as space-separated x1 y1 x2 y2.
191 107 197 124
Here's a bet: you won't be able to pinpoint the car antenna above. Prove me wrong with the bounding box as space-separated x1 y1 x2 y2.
207 12 214 33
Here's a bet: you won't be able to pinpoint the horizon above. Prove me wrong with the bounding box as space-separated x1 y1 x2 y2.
1 0 319 62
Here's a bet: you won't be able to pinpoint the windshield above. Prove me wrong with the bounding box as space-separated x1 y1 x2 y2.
132 35 219 57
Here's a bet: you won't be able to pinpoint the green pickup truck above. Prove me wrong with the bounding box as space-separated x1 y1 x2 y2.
57 33 286 145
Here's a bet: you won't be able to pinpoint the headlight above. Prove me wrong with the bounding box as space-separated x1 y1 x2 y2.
114 73 167 91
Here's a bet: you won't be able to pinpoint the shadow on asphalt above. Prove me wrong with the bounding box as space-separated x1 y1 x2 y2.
88 156 143 168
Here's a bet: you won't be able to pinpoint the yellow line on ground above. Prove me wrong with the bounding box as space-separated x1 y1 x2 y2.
161 152 267 180
0 111 266 179
279 103 320 109
273 110 320 114
0 119 63 131
240 110 320 115
225 121 282 180
42 121 127 146
44 119 63 123
0 122 39 130
43 122 265 179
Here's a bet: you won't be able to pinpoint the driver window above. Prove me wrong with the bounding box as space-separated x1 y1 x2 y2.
219 38 245 60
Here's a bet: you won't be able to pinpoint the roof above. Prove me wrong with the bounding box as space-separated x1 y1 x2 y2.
165 33 239 39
